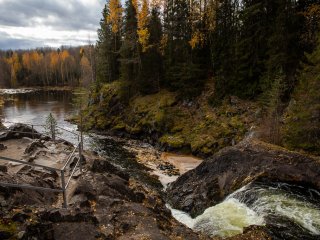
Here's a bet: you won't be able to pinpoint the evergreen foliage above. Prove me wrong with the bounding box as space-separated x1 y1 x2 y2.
94 0 320 101
283 38 320 154
119 0 140 99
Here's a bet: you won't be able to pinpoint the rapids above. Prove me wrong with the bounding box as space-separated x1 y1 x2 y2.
169 181 320 239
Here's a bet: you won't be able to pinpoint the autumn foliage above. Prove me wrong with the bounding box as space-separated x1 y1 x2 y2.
0 47 94 88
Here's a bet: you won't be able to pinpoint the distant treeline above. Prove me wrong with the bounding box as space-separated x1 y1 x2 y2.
0 46 95 88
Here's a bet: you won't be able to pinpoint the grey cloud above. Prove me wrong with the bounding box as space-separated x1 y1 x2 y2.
0 0 105 49
0 36 41 50
0 32 94 50
0 0 104 31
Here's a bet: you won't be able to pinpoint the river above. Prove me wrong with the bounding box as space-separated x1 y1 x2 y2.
0 89 320 239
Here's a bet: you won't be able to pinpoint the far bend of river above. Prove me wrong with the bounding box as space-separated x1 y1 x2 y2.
0 89 86 146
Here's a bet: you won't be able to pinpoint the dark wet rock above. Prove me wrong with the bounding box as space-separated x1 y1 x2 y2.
0 165 8 172
12 212 30 223
24 140 47 154
0 124 41 140
264 215 320 240
227 225 272 240
52 222 99 240
0 171 58 206
91 158 129 181
158 162 180 176
22 223 54 240
0 231 13 239
0 143 7 150
167 139 320 217
40 209 98 224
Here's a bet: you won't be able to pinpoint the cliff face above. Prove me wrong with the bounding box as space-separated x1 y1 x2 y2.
166 139 320 217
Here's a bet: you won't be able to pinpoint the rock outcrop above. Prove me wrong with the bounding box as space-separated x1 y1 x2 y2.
167 139 320 217
0 134 208 240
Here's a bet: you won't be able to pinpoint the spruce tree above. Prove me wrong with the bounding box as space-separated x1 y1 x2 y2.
234 0 269 98
164 0 206 98
108 0 123 81
283 35 320 153
139 6 163 94
96 4 112 84
120 0 140 98
209 0 240 99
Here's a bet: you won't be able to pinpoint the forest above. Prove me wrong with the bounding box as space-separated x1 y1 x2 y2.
0 46 95 87
95 0 320 99
89 0 320 155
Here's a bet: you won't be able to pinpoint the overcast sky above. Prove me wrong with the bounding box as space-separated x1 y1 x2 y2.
0 0 106 50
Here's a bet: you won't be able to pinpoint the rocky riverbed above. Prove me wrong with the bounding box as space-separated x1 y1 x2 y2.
1 124 318 239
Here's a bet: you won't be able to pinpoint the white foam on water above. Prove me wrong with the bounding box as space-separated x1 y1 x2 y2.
193 198 264 238
251 191 320 235
168 184 320 238
0 89 36 95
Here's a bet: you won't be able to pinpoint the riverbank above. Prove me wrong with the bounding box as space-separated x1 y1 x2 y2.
79 81 260 158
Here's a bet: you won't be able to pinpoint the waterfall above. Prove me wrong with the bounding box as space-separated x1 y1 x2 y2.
169 182 320 239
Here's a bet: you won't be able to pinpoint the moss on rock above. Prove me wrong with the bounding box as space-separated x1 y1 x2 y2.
82 81 259 156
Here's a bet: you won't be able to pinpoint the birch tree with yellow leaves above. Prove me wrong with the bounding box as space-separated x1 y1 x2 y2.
138 0 150 52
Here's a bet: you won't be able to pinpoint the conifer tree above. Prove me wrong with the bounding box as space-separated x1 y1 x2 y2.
96 4 112 84
283 35 320 153
234 0 269 98
139 6 163 94
120 0 140 98
108 0 123 81
164 0 206 98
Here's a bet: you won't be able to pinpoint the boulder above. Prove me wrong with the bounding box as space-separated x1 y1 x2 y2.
0 143 7 150
24 140 47 154
0 124 41 141
167 139 320 217
91 158 129 181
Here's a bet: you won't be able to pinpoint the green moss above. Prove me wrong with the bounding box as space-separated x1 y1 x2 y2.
112 122 126 131
0 219 17 236
83 80 259 156
125 125 142 134
160 134 186 148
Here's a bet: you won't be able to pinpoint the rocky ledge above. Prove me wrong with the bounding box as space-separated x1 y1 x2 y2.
166 138 320 217
0 124 207 240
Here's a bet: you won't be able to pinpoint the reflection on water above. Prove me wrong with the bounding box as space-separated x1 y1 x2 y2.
0 90 74 124
0 90 81 145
